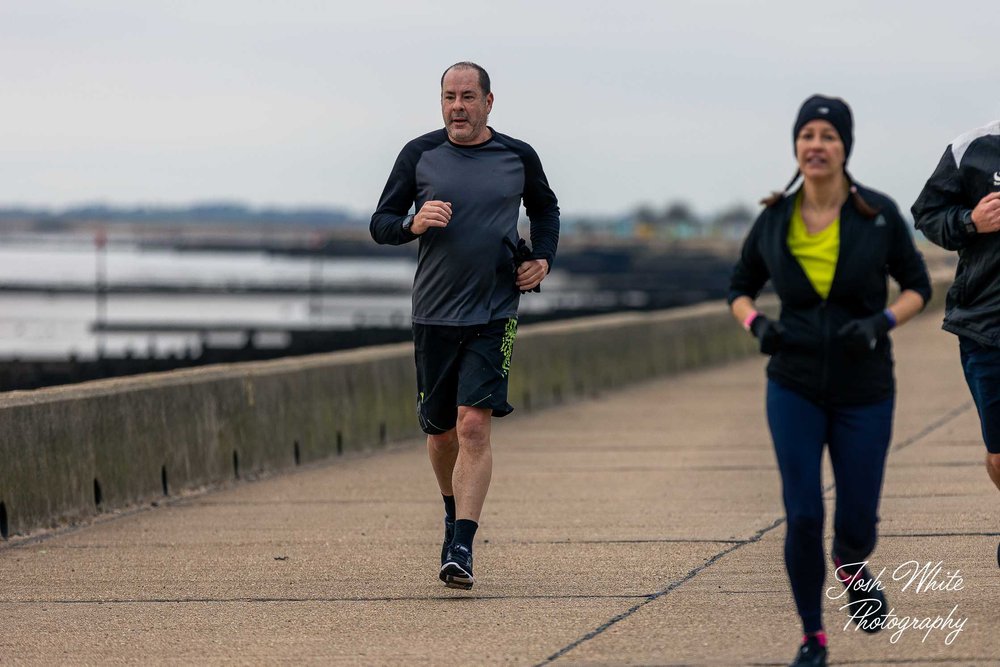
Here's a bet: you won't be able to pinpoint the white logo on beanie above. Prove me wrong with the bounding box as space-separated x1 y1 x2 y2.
818 107 830 114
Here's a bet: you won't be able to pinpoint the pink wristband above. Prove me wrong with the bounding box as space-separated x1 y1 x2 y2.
742 311 760 331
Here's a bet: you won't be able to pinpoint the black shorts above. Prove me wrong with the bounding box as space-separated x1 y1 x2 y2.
959 336 1000 454
412 317 518 435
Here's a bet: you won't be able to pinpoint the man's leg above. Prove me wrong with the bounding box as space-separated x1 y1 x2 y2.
428 429 459 565
988 452 1000 568
958 335 1000 566
451 317 514 524
439 406 491 589
988 453 1000 492
412 322 464 570
439 318 515 589
427 429 459 496
959 337 1000 491
453 406 493 522
980 438 1000 566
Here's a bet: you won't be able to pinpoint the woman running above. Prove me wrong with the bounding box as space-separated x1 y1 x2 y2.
728 95 932 667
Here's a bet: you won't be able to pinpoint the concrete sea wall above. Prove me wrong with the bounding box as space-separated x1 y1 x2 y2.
0 274 949 540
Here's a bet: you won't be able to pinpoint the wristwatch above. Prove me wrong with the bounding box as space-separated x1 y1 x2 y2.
962 210 977 235
401 215 414 233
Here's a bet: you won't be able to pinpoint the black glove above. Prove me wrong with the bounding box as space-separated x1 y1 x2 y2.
749 314 784 355
837 312 892 354
503 237 541 294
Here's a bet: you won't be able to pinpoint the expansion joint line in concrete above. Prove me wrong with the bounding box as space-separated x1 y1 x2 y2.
819 400 971 499
0 594 652 606
880 531 1000 538
517 538 745 545
534 516 786 666
891 401 973 452
536 401 973 666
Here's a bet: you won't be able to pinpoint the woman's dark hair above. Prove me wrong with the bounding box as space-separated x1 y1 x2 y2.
760 170 802 208
761 169 880 219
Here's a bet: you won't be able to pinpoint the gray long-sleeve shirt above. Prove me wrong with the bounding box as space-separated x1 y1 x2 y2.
370 128 560 326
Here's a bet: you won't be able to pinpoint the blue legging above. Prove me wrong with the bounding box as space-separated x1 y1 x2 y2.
766 380 894 633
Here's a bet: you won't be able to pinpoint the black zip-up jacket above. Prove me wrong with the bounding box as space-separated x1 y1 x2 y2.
912 121 1000 346
729 184 932 406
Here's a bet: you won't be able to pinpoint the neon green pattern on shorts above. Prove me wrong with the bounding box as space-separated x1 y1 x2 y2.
501 317 518 377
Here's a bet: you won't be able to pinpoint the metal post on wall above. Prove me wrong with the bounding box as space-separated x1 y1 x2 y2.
308 232 325 324
95 227 107 358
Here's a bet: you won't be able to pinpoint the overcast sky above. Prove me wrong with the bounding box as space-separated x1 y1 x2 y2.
1 1 996 217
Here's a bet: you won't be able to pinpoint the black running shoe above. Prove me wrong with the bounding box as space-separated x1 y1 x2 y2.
441 516 455 566
833 556 887 634
440 543 474 590
789 635 827 666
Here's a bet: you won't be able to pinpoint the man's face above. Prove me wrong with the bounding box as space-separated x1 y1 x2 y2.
441 67 493 145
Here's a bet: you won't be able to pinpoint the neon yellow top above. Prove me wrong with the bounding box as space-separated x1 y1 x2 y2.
787 192 840 299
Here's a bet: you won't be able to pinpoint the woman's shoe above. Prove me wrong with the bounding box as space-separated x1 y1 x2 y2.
789 634 827 666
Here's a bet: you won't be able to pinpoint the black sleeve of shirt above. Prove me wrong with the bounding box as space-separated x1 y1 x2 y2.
521 147 560 270
495 134 560 269
886 203 933 307
727 211 770 305
911 147 974 251
370 142 421 246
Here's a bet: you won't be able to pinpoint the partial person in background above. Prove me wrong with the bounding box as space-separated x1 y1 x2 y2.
911 119 1000 567
370 62 559 590
728 95 931 667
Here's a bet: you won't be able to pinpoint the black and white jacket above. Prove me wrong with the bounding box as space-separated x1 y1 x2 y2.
730 184 932 406
912 120 1000 346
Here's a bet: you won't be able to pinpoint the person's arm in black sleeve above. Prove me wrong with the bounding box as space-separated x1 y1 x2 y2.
887 205 932 310
911 147 974 251
520 146 560 269
728 216 769 305
370 145 420 246
728 216 784 354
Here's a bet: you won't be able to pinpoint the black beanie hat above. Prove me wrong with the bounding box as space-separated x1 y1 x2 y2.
793 94 854 161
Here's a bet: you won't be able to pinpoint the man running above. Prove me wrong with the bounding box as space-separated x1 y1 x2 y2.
912 119 1000 566
370 61 560 589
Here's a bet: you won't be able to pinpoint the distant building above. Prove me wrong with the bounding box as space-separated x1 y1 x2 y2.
633 201 703 240
709 204 755 240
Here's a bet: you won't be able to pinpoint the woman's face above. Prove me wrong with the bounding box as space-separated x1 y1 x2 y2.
795 119 845 181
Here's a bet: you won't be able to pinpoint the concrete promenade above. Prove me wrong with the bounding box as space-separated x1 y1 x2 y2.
1 312 997 665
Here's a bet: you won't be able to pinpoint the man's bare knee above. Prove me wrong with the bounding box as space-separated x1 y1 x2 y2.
428 429 458 453
456 407 491 448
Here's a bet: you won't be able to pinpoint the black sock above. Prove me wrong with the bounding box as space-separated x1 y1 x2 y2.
442 495 456 521
453 519 478 551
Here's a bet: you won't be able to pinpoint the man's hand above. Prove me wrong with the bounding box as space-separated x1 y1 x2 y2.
411 200 452 235
971 192 1000 233
516 258 549 292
